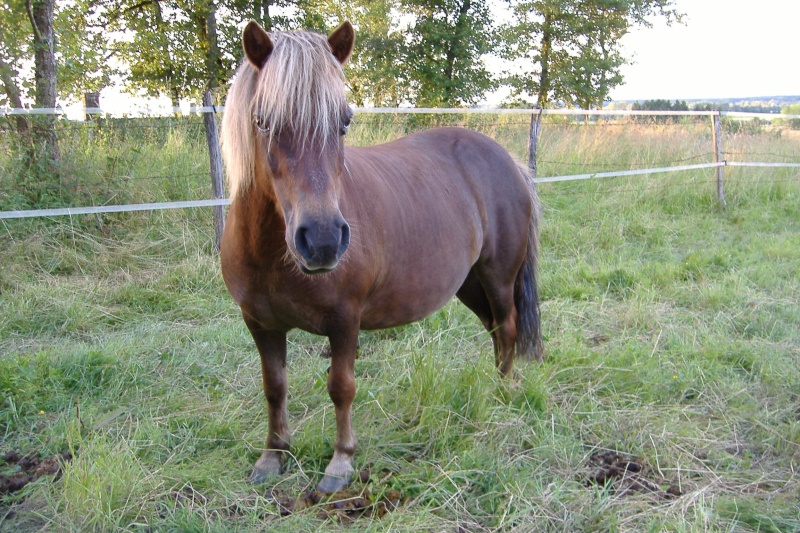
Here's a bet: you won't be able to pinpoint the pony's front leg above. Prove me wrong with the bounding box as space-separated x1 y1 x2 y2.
244 319 290 484
317 326 359 493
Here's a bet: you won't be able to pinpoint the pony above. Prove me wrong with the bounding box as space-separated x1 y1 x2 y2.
220 20 543 494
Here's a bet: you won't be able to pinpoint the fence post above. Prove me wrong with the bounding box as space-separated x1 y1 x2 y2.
711 111 726 207
528 108 543 179
202 90 226 251
84 92 100 124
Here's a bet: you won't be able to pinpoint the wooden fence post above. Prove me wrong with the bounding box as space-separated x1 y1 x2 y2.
202 90 226 251
84 92 100 124
711 111 726 207
528 108 543 179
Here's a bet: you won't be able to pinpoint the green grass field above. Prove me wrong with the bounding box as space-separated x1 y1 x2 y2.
1 116 799 531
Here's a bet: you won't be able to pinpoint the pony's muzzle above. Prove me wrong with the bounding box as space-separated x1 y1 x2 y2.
293 214 350 273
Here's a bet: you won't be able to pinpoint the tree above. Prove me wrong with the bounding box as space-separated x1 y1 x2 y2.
293 0 408 107
503 0 681 109
346 3 408 107
401 0 497 106
781 104 800 130
25 0 62 205
103 0 245 107
0 0 32 136
56 0 115 101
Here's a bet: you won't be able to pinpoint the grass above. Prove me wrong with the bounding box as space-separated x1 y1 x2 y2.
1 116 799 531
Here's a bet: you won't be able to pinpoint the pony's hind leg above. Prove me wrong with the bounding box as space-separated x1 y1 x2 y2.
457 269 496 343
457 270 493 327
317 322 360 493
244 318 291 484
459 267 519 375
483 284 518 375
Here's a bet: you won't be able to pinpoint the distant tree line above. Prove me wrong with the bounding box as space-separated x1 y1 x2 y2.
631 99 689 112
633 98 800 115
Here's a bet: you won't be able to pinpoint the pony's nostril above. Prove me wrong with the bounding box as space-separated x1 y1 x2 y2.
339 221 350 252
295 225 312 258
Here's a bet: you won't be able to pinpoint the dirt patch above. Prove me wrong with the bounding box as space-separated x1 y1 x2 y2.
0 449 72 497
247 468 409 523
583 450 682 499
1 449 73 523
162 468 409 524
265 485 406 522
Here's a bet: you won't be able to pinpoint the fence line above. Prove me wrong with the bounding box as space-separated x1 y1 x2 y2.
535 163 724 184
0 199 231 220
2 108 799 220
5 161 796 220
726 162 800 168
3 106 800 120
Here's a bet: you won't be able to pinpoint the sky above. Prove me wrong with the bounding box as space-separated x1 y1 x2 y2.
609 0 800 101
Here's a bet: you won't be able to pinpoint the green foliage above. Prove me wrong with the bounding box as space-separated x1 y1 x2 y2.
305 0 499 107
401 0 498 106
780 103 800 130
103 0 245 103
55 0 115 100
782 103 800 115
503 0 682 108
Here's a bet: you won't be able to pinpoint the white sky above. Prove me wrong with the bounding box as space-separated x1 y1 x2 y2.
610 0 800 101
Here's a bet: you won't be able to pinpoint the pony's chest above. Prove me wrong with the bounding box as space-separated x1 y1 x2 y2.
231 266 332 334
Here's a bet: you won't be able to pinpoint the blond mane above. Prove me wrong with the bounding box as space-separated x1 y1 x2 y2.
221 30 348 198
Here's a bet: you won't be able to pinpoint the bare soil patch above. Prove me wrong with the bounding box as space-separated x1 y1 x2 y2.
583 450 683 499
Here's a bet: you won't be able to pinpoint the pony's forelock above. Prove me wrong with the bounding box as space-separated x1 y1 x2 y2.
221 30 348 198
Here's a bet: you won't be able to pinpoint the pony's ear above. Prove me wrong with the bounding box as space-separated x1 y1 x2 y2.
328 21 354 65
242 20 273 70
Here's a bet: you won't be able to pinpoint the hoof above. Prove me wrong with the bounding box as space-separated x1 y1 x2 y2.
248 468 275 485
248 451 283 485
317 472 352 494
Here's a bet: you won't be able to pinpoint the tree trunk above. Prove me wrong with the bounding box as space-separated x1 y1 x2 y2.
442 0 471 105
258 0 272 31
525 12 554 179
26 0 60 202
0 55 30 138
536 11 553 109
203 1 221 91
153 0 179 112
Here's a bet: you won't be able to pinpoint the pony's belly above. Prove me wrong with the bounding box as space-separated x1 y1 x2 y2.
358 276 465 330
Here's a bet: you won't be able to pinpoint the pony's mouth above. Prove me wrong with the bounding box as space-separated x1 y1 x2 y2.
288 246 343 275
299 263 336 275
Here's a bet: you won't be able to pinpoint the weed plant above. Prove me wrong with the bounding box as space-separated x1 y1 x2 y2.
0 116 799 531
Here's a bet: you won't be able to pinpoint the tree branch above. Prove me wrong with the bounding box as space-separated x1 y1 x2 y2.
25 0 42 42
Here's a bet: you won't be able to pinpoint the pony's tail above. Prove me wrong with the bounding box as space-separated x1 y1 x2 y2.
515 163 544 361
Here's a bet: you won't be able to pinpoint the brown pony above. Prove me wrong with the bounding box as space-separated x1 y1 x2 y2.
220 20 543 493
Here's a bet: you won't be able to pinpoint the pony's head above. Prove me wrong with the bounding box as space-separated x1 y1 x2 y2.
222 21 355 274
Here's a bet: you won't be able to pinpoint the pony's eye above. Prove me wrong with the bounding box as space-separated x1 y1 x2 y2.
340 110 353 136
254 115 270 135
